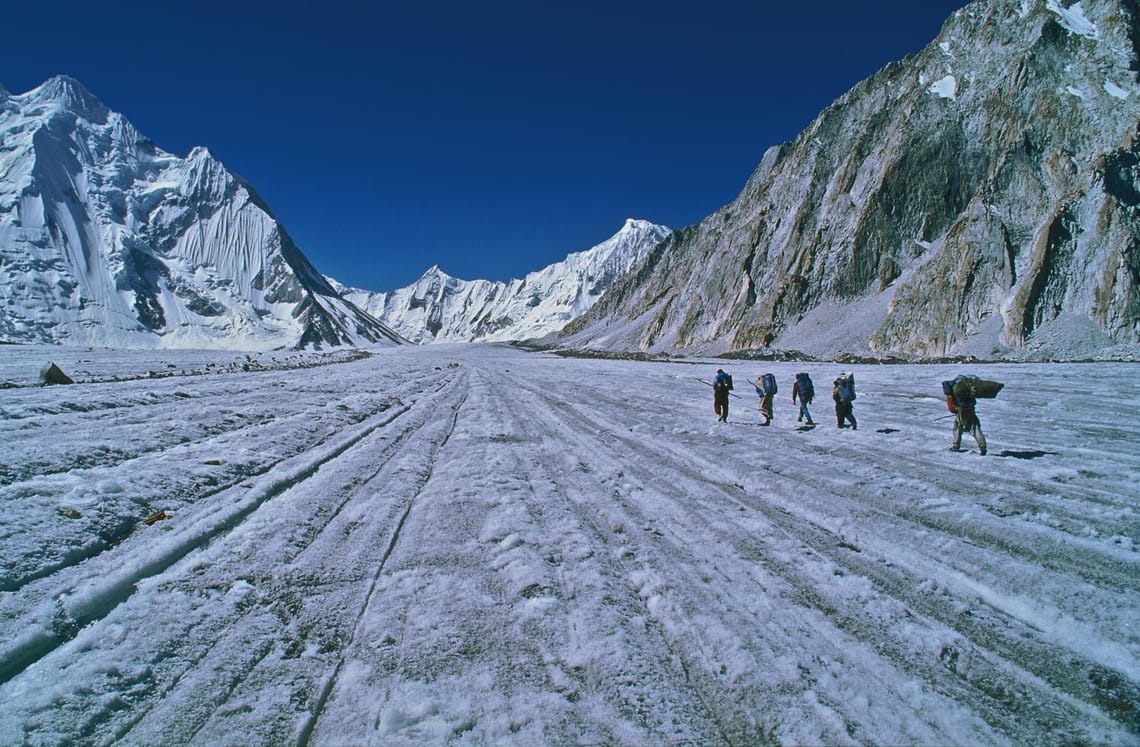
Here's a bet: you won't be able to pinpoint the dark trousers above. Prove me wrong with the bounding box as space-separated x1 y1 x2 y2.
835 400 856 428
714 391 729 421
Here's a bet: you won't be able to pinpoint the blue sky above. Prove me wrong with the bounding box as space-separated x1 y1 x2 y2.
3 1 969 291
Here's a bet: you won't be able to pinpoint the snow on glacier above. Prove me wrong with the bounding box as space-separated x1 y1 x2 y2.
927 74 958 100
1046 0 1099 39
1105 79 1130 99
0 343 1136 745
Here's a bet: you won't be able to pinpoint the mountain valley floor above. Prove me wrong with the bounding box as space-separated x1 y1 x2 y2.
0 344 1137 745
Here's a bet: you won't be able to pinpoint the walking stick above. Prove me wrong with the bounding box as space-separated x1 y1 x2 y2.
696 378 742 399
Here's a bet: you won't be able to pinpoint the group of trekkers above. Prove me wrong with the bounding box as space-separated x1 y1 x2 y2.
711 369 998 455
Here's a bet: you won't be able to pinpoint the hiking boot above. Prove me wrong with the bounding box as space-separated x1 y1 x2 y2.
950 445 962 452
979 447 987 455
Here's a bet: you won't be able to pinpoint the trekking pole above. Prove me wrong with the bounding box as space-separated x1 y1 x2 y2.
696 378 742 399
933 414 955 422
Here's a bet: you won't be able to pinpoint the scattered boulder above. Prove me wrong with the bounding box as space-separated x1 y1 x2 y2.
39 362 74 386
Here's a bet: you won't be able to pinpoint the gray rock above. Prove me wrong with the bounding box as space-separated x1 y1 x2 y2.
39 362 74 385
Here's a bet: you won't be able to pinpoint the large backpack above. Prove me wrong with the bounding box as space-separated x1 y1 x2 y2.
795 372 814 401
760 373 777 395
951 375 991 407
944 375 1003 400
951 377 976 408
836 374 856 402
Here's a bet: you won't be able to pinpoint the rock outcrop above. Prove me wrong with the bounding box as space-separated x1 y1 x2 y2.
561 0 1140 360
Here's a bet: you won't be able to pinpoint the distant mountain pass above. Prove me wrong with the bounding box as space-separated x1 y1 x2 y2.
333 219 671 344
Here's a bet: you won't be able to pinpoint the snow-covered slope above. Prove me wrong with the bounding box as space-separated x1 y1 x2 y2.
0 76 403 350
334 219 670 343
561 0 1140 361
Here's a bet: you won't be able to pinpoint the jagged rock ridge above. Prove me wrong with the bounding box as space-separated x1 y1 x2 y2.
335 219 671 344
0 76 403 350
561 0 1140 360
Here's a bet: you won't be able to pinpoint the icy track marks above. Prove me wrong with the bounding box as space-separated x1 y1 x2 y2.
306 366 730 745
500 359 1138 745
507 372 1004 745
0 366 410 592
0 359 462 743
106 371 466 746
1 348 1138 746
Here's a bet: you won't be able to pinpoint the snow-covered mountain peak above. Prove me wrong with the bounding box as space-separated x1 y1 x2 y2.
619 217 658 233
602 217 667 247
420 264 453 281
186 145 217 162
601 218 666 246
23 74 109 123
336 219 671 344
183 145 239 203
0 76 402 350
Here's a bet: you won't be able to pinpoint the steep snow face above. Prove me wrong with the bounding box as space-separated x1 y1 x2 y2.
335 219 671 344
0 76 402 350
561 0 1140 361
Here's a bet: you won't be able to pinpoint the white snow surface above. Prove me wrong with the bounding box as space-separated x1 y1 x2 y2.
928 75 958 100
0 344 1137 745
1105 79 1130 100
1046 0 1099 39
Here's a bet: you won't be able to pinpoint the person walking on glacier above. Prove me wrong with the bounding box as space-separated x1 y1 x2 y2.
792 372 815 425
755 372 777 425
713 369 733 422
833 372 857 429
947 376 987 455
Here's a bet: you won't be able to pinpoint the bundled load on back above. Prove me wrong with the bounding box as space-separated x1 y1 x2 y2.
794 372 814 400
942 375 995 456
834 372 855 402
941 375 1004 400
833 372 857 429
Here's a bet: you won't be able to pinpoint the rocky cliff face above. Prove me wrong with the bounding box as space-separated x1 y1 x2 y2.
0 77 403 350
335 219 670 344
561 0 1140 360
